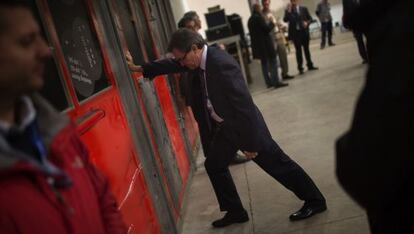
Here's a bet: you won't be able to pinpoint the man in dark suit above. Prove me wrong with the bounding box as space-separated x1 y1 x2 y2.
284 0 318 74
128 29 326 227
342 0 368 64
336 0 414 233
138 14 250 164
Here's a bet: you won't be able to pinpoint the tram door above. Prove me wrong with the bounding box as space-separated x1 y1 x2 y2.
37 0 163 233
108 0 191 218
144 0 200 156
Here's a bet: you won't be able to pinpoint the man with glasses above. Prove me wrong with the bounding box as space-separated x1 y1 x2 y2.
128 28 326 228
127 13 250 164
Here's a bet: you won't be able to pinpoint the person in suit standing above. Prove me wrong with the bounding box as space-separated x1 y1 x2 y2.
248 3 289 88
342 0 368 64
284 0 319 74
128 28 326 228
336 0 413 233
316 0 335 49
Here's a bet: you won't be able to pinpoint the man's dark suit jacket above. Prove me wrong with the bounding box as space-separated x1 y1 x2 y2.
283 6 312 38
248 11 276 60
142 46 272 152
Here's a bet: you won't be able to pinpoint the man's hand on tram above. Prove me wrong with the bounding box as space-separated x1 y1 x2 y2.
125 51 143 73
242 151 258 159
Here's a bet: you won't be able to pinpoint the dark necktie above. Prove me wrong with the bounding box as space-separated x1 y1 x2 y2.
292 7 301 30
199 69 212 131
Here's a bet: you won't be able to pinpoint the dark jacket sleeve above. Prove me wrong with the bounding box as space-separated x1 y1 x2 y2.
303 7 312 22
283 10 291 23
141 58 188 78
335 11 414 210
75 132 128 234
218 59 262 152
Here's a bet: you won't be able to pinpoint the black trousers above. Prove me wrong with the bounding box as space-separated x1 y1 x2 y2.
353 31 368 62
321 21 333 46
292 31 314 71
204 126 325 212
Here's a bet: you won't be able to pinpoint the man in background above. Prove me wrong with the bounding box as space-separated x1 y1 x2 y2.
342 0 368 64
316 0 335 49
284 0 319 75
0 1 126 233
336 0 414 233
248 3 289 88
262 0 294 80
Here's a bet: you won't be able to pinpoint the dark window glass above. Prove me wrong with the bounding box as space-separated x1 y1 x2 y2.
30 2 70 111
132 0 157 61
145 0 169 55
40 60 71 111
47 0 110 101
116 0 146 65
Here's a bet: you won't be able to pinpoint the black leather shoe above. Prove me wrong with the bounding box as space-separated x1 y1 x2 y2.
230 153 251 165
298 70 304 75
289 202 327 221
212 210 249 228
274 82 289 88
283 74 295 80
308 66 319 71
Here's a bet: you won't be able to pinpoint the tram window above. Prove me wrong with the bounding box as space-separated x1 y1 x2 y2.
47 0 110 102
146 0 168 54
132 1 157 61
29 2 70 111
116 0 146 65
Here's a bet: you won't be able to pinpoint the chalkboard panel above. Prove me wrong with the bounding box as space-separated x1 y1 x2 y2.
47 0 109 101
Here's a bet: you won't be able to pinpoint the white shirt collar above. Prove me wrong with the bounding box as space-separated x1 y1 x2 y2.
200 44 208 71
0 96 37 133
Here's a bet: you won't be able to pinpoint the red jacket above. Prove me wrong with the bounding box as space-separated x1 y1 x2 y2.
0 95 127 234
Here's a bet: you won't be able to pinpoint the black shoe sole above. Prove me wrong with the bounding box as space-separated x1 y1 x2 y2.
289 206 327 221
212 216 249 228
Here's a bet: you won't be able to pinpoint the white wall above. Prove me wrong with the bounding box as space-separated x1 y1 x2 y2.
330 4 343 26
178 0 343 37
186 0 252 38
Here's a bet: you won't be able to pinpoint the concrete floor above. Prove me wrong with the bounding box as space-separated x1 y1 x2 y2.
179 31 371 234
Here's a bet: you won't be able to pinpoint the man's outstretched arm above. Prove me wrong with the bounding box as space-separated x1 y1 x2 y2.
125 51 187 78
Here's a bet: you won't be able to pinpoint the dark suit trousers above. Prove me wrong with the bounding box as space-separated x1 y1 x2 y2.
204 126 325 212
321 21 333 46
292 31 314 71
353 32 368 62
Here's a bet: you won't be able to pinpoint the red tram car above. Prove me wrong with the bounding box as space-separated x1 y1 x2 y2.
33 0 199 233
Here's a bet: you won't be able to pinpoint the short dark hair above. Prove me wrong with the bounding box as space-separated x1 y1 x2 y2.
177 16 193 28
183 11 198 20
168 28 206 53
0 0 31 34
